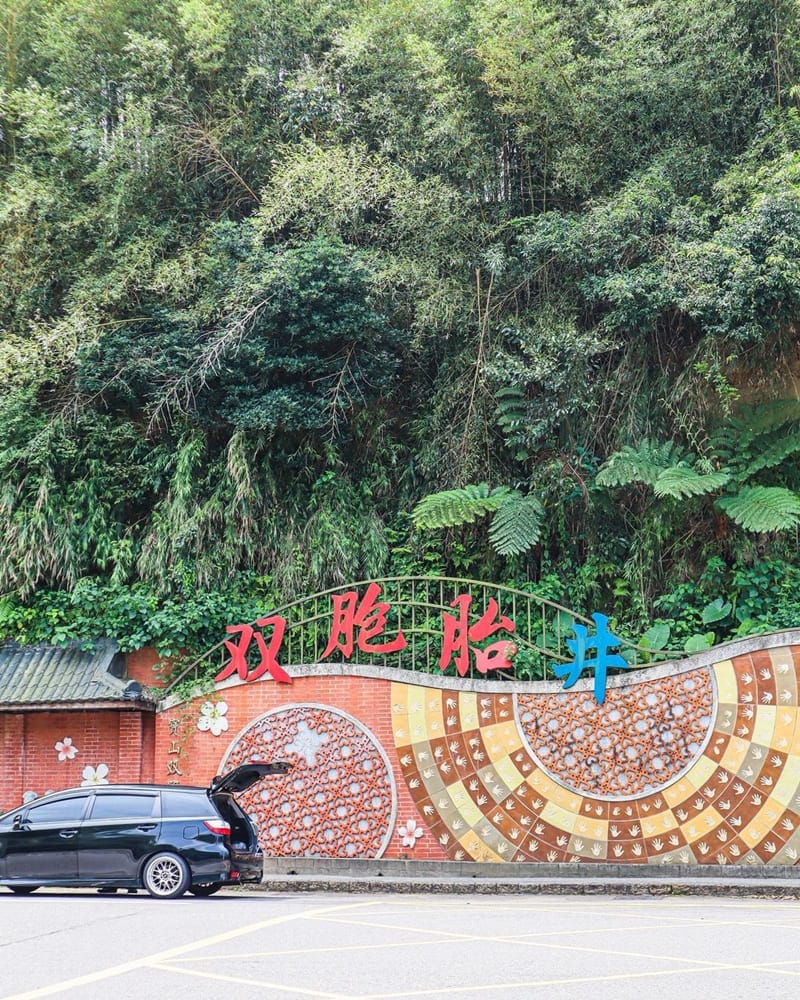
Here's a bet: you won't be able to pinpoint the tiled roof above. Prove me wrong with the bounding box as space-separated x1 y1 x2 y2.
0 640 129 706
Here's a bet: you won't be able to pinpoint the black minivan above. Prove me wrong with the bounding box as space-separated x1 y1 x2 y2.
0 762 290 899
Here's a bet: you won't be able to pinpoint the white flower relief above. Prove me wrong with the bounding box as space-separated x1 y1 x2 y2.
197 700 229 737
398 818 425 848
81 764 109 786
55 737 79 761
22 791 38 803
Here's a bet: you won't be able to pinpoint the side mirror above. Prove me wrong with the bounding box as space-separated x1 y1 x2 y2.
12 814 23 831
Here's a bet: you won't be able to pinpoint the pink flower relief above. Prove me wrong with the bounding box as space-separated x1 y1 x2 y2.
398 818 424 848
55 737 79 761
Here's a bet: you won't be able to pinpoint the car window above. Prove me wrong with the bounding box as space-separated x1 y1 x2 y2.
89 794 159 821
160 790 210 818
26 796 89 824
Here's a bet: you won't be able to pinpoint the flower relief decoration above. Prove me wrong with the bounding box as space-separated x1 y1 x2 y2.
398 818 424 849
55 737 78 761
81 764 110 786
197 700 229 737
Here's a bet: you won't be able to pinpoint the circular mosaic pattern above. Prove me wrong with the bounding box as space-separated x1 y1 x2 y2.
517 670 714 798
393 649 800 866
220 704 396 859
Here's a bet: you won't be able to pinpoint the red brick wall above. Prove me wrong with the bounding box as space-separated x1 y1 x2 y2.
0 709 152 814
156 675 447 861
126 646 169 690
15 638 800 868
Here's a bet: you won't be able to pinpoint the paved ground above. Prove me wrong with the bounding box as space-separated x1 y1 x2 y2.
3 889 800 999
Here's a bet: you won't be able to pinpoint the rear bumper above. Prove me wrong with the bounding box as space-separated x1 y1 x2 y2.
229 849 263 883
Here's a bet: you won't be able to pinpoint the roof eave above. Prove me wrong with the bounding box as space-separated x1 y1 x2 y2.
0 699 156 713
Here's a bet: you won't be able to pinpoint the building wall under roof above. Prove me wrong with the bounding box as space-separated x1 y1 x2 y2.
0 709 153 813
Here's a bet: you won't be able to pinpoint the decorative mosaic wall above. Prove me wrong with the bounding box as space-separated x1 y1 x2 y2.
148 636 800 866
220 704 396 858
392 646 800 864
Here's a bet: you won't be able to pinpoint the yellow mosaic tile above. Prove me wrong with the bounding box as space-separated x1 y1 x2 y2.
574 817 609 840
541 801 578 834
647 809 679 834
682 754 717 792
741 820 769 849
713 661 737 703
490 754 523 792
458 691 479 729
459 831 502 862
719 736 750 774
769 756 800 807
663 777 694 808
548 782 582 814
482 721 522 755
751 706 777 748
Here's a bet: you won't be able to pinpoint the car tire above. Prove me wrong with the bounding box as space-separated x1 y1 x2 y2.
142 853 190 899
8 886 38 895
188 882 223 897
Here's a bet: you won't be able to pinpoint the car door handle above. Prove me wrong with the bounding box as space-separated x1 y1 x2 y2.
59 829 78 839
136 824 157 831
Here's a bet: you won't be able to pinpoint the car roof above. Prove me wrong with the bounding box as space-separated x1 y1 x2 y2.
29 783 209 800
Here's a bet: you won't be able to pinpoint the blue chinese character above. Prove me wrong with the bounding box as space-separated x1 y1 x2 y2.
554 613 629 704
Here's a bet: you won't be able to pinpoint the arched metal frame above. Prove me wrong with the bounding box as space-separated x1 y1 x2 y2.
162 576 687 697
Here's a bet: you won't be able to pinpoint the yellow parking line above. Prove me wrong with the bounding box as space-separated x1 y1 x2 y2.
153 963 350 997
4 900 381 1000
145 956 800 999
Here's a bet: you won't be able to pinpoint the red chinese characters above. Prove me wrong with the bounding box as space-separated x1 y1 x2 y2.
218 587 516 684
215 616 293 685
322 582 407 658
439 595 516 676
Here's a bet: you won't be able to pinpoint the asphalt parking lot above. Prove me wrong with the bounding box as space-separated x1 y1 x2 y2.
2 889 800 1000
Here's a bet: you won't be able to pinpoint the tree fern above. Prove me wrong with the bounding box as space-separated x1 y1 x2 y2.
717 486 800 532
412 484 543 556
652 466 731 499
412 483 512 529
741 430 800 478
494 386 530 460
734 399 800 447
596 439 686 488
487 493 544 555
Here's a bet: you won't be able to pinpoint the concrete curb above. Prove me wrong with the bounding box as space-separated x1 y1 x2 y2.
254 859 800 898
252 876 800 898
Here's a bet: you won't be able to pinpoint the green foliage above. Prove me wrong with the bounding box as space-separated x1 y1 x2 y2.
717 486 800 532
0 574 277 656
598 401 800 540
652 467 731 500
595 440 688 489
488 493 544 556
412 483 512 529
413 484 544 557
2 0 800 645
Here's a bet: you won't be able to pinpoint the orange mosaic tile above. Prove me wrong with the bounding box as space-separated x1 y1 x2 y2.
392 647 800 866
517 669 714 797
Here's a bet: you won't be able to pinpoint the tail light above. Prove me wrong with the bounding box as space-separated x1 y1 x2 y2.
203 819 231 836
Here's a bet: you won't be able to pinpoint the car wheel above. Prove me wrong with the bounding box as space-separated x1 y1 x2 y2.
8 886 38 895
188 882 223 897
142 853 190 899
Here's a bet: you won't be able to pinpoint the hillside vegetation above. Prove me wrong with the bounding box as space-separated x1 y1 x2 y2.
2 0 800 654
